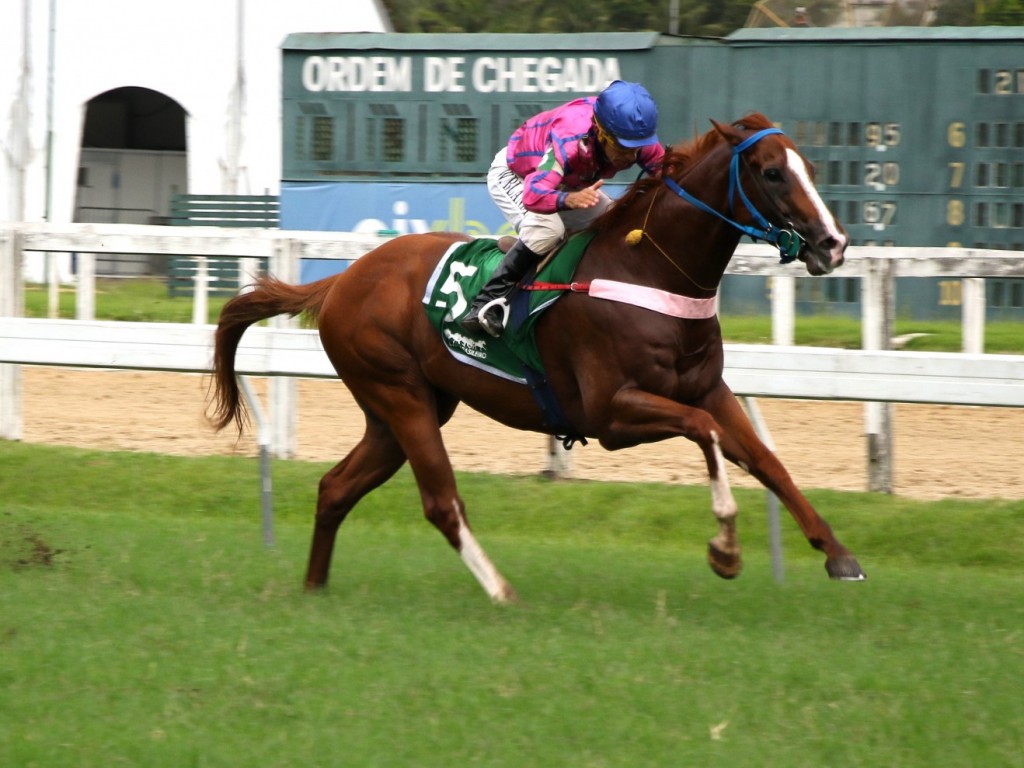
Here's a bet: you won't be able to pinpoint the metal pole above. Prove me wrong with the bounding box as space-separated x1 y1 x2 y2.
44 0 58 317
44 0 56 222
223 0 245 194
743 396 784 583
238 375 275 548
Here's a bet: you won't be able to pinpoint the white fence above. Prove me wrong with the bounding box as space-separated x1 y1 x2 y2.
2 223 1024 493
3 319 1022 407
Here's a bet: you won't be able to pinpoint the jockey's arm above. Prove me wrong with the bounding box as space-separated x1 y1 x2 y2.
523 140 597 214
522 161 568 214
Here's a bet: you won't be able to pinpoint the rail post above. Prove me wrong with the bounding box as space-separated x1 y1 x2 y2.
962 277 985 354
75 252 96 320
268 237 299 458
191 257 209 325
770 274 795 345
862 256 894 493
0 228 24 439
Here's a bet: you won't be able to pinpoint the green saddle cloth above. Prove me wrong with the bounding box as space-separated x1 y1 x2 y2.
423 232 597 382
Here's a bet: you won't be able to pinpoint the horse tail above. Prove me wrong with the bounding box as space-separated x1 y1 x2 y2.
209 275 335 433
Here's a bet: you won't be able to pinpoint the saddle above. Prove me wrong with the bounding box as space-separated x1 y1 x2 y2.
423 231 597 446
423 231 596 383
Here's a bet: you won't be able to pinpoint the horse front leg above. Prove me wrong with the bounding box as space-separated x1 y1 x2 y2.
599 388 743 579
703 431 742 579
699 383 866 581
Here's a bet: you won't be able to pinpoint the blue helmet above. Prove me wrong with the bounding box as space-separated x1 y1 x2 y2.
594 80 660 148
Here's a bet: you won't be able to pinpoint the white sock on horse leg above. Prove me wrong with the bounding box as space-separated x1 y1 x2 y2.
453 504 516 603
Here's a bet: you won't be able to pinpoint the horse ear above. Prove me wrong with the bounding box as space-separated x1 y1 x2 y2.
710 118 745 147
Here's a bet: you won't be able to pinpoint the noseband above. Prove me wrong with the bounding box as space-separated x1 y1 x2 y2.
663 128 803 264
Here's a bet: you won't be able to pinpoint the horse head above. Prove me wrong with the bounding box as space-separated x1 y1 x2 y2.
710 116 848 276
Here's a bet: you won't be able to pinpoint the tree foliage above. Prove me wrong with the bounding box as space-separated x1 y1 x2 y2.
380 0 1023 33
380 0 757 35
934 0 1024 24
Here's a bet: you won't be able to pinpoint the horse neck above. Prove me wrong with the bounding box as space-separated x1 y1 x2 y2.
596 148 743 298
642 178 742 297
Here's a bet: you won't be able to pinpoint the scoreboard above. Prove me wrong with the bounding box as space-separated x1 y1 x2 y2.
280 28 1023 319
721 27 1023 251
282 27 1023 251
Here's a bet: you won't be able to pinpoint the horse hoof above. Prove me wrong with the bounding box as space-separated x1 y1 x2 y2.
492 584 520 605
825 555 867 581
707 542 742 580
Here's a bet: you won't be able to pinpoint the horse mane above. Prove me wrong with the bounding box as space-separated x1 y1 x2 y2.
592 112 775 233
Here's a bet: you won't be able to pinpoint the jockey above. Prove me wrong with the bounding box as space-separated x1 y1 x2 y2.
460 80 665 337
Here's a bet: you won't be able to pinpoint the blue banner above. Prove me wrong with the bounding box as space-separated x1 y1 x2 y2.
281 180 625 282
282 181 517 236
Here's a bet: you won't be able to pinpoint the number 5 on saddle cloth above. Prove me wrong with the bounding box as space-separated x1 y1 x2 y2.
423 232 598 445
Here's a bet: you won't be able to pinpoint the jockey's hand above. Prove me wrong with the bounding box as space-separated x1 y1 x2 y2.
564 180 604 210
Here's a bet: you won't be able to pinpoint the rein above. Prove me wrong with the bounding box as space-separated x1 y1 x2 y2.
662 128 803 264
520 128 806 315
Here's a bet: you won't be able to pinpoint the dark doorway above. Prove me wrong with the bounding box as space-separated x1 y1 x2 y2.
81 86 186 150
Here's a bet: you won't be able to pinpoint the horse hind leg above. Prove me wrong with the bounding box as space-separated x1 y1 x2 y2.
350 385 517 603
305 415 407 590
703 431 742 579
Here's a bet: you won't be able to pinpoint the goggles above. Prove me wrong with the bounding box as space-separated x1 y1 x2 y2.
594 119 635 154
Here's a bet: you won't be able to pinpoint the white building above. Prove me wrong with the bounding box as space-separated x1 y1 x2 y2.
1 0 391 277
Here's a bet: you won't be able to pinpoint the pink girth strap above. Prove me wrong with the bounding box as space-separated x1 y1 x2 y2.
587 278 717 319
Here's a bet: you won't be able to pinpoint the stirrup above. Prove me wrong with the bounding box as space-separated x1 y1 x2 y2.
477 296 511 338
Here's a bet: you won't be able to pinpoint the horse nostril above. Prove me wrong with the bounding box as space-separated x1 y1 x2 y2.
819 236 846 268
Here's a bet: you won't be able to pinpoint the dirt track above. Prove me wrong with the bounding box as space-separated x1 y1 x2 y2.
18 366 1024 501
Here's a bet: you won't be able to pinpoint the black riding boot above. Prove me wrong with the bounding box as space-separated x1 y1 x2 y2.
460 240 542 337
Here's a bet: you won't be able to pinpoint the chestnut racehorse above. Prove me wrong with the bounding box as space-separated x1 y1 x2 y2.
210 113 866 602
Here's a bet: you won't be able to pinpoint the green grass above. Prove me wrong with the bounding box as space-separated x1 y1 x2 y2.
2 442 1023 766
719 313 1024 353
24 278 230 324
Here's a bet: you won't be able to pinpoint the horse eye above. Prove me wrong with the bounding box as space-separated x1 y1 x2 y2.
764 168 783 183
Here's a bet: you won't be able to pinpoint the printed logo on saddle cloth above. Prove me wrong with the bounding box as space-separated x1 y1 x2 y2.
422 234 595 383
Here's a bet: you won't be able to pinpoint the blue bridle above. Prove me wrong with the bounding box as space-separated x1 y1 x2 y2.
662 127 803 264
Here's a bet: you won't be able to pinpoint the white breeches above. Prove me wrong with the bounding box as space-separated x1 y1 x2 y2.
486 148 612 254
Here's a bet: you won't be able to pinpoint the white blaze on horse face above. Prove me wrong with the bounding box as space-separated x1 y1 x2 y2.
784 148 848 264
